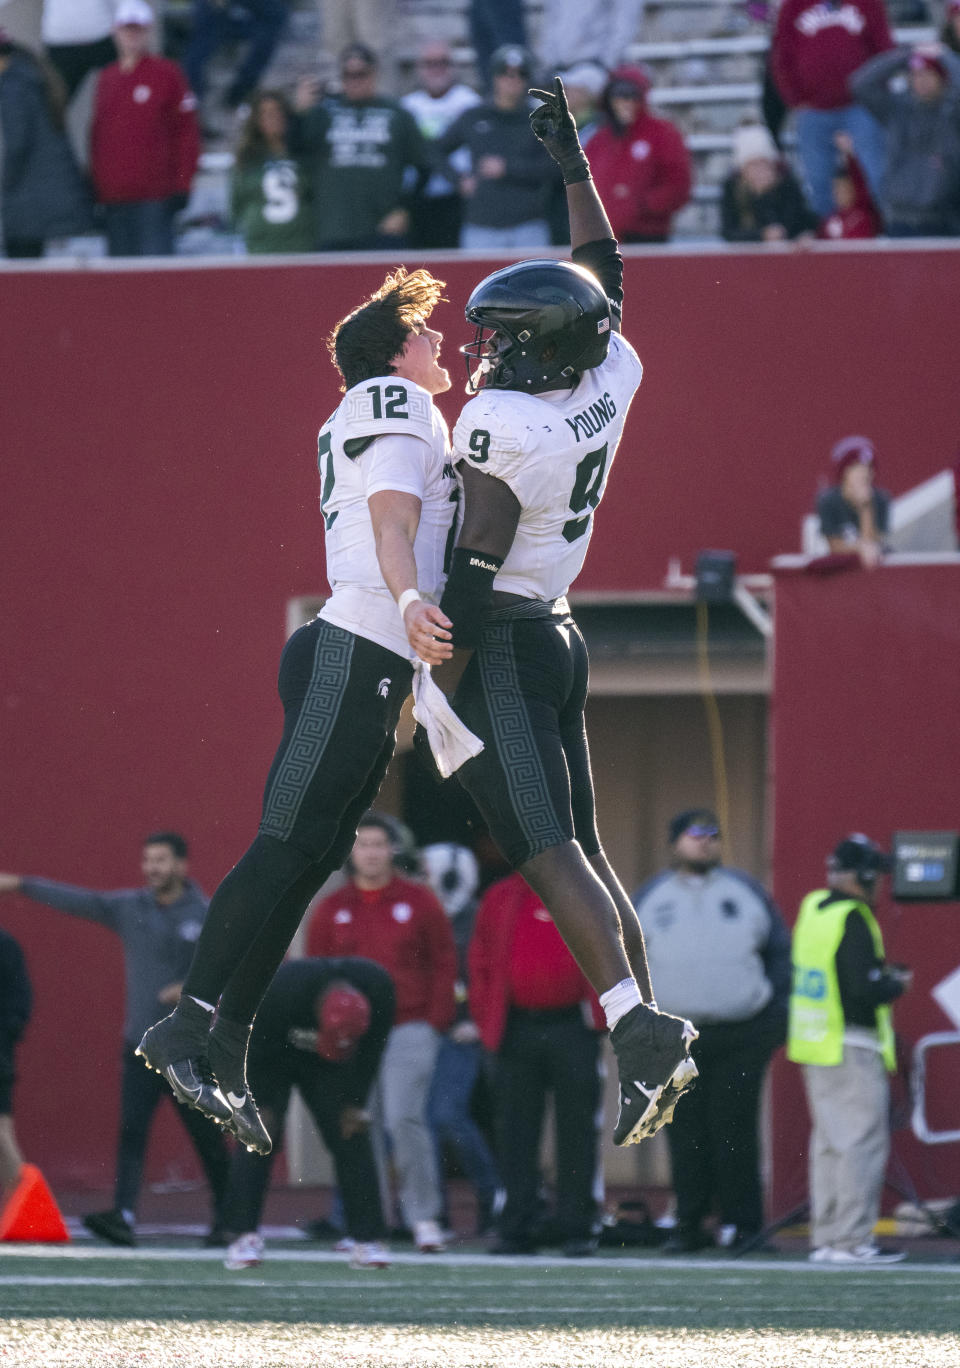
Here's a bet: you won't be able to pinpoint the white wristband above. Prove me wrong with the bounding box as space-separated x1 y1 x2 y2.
398 588 422 617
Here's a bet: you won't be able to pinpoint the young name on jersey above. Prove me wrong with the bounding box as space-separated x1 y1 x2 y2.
451 332 643 601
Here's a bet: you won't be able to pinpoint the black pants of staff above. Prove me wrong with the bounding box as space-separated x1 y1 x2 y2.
115 1043 231 1223
665 1004 785 1236
219 1052 386 1242
495 1007 601 1247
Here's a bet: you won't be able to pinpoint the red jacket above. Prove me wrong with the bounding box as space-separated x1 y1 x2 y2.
468 874 604 1053
306 876 457 1032
772 0 893 110
817 150 881 238
585 80 691 240
91 55 200 203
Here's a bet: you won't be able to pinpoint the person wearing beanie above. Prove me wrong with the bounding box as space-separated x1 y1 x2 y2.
720 121 818 243
632 810 791 1254
583 65 691 243
816 435 891 567
851 42 960 236
218 956 396 1272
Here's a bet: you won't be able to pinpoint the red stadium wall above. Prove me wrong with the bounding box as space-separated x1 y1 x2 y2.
2 246 958 1193
768 564 960 1215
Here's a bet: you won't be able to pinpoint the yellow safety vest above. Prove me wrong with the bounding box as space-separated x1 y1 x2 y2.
787 890 896 1072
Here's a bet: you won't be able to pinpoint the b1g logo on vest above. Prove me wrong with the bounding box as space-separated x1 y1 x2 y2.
793 966 827 1000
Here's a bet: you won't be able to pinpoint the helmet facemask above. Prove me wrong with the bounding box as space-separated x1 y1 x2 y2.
460 319 579 395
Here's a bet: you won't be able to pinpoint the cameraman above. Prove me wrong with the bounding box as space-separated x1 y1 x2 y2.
788 834 911 1264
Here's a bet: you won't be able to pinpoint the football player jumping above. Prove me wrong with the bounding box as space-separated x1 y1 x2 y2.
437 79 699 1145
137 269 457 1154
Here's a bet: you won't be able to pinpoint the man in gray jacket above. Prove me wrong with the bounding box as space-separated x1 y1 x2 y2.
0 833 230 1246
852 42 960 236
633 809 791 1253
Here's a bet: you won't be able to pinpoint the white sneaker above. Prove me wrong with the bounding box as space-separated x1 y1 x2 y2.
414 1219 446 1252
224 1232 264 1270
334 1236 356 1254
811 1243 906 1265
350 1241 392 1269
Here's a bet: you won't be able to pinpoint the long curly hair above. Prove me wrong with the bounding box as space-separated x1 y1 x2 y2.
327 267 446 392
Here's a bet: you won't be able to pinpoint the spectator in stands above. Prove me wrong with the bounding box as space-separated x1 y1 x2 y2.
817 434 891 567
306 812 457 1254
295 43 429 251
468 0 528 94
0 924 31 1203
0 30 92 257
41 0 115 103
0 834 230 1247
184 0 291 115
220 957 395 1272
536 1 645 79
90 0 200 257
557 62 608 143
584 65 692 243
943 0 960 56
421 843 501 1238
469 872 605 1258
771 0 893 218
401 41 481 249
632 810 790 1254
231 89 314 253
851 43 960 237
720 121 818 243
817 132 882 238
322 0 390 88
436 44 561 249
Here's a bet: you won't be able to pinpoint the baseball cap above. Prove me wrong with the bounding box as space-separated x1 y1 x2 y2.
829 833 893 879
669 808 720 844
114 0 154 26
831 434 876 481
314 985 371 1062
491 44 532 77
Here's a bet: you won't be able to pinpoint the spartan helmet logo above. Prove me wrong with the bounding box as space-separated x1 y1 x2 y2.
377 678 391 698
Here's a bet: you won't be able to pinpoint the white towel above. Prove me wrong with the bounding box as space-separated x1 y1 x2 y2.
411 662 484 779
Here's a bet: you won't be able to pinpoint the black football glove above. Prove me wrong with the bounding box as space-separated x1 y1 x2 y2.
528 77 591 185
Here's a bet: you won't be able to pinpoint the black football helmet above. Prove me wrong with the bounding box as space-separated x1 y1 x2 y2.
460 259 612 394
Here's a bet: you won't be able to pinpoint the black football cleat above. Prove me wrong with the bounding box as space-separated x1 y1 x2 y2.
83 1208 136 1247
136 1006 232 1125
209 1020 272 1156
610 1002 698 1146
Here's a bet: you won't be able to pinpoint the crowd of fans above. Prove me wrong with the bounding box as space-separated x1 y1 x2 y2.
0 0 958 256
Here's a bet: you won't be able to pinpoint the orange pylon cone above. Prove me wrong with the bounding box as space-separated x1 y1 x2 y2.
0 1163 70 1242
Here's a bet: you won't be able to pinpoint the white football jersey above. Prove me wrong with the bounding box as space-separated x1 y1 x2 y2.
317 376 458 659
452 331 643 600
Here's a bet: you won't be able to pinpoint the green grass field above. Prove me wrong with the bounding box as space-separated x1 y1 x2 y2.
2 1245 959 1367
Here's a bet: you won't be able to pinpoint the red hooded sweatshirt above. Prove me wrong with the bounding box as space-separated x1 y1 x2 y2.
772 0 893 110
584 65 692 241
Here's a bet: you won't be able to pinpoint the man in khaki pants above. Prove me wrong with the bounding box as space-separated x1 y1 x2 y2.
788 834 911 1264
